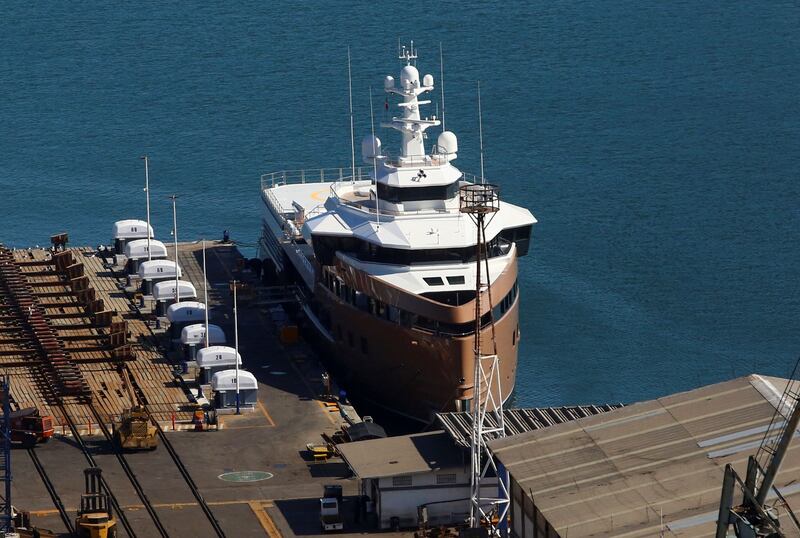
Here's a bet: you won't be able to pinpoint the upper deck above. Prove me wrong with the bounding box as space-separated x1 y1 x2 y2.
261 166 486 224
261 167 367 223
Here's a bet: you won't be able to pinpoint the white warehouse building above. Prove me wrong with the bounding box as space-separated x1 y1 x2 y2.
338 430 489 530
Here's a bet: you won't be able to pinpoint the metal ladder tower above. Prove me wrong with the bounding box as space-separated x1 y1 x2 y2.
460 184 511 534
0 375 12 534
716 358 800 537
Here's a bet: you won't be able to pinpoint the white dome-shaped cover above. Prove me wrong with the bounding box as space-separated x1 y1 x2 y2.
152 280 197 301
113 219 154 240
437 131 458 156
400 65 420 89
166 301 206 323
124 239 168 260
211 369 256 391
197 345 241 368
422 73 434 87
361 135 381 162
138 260 181 280
180 323 226 346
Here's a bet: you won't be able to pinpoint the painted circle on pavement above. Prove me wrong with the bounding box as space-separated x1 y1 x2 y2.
218 471 274 482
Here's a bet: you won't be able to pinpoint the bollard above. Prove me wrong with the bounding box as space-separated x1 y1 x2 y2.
171 412 176 431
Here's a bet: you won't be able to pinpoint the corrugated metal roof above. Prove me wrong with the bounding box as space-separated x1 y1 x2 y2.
338 430 465 479
489 375 800 538
436 405 625 448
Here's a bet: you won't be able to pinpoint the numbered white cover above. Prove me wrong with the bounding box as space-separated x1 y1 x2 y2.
113 219 154 240
180 324 226 346
211 369 257 391
138 260 181 280
124 239 168 260
197 346 242 368
153 280 197 301
165 301 206 323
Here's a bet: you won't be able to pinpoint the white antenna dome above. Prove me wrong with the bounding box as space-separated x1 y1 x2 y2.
400 65 420 90
361 134 381 163
422 74 434 87
437 131 458 157
384 75 395 90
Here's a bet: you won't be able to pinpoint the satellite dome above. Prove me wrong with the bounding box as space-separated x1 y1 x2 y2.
361 135 381 163
400 65 420 89
437 131 458 157
422 74 434 87
384 76 395 90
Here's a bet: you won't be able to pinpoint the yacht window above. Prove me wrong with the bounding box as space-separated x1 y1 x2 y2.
377 180 459 203
423 277 444 286
446 276 466 285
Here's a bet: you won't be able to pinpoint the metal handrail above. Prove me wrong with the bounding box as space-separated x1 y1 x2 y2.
260 167 369 191
260 166 485 191
261 167 485 219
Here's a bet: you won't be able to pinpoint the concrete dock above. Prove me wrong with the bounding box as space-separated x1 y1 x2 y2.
7 240 410 537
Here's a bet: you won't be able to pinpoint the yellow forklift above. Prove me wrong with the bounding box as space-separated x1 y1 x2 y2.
76 467 117 538
111 369 157 450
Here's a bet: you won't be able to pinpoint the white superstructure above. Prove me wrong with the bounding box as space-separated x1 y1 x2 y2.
281 44 535 298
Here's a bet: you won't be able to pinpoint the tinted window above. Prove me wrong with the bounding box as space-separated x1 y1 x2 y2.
377 180 459 203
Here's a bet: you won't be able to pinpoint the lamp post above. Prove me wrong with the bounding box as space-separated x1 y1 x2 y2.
169 195 180 305
142 156 152 261
232 279 240 414
203 240 209 349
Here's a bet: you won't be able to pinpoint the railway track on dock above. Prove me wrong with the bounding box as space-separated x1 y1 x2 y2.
109 260 227 537
0 247 226 537
122 362 227 538
10 393 75 536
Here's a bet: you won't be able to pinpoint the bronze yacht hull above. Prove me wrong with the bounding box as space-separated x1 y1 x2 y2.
310 255 521 423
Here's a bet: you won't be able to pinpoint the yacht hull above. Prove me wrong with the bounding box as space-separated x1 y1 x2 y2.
310 276 520 424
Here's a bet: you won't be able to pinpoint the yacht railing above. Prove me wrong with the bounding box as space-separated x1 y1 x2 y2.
261 167 369 190
261 167 483 191
328 173 483 217
261 167 486 218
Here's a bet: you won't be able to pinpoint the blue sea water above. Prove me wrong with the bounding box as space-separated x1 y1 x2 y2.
2 2 799 407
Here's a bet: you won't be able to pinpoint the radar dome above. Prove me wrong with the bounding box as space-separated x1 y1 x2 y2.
400 65 420 89
361 135 381 163
437 131 458 157
422 74 434 87
384 76 395 90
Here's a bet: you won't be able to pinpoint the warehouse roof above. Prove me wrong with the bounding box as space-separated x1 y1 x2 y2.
489 375 800 538
437 404 624 448
338 430 464 479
